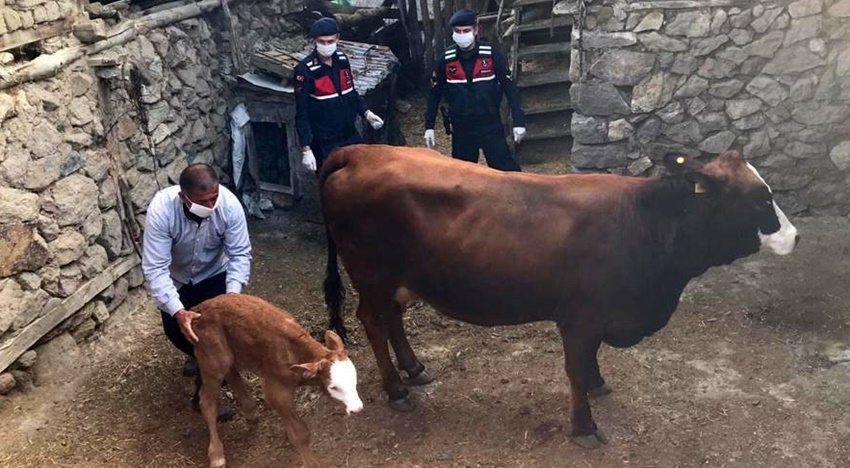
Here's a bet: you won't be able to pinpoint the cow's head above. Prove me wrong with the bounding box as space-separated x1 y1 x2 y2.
665 150 798 262
291 330 364 415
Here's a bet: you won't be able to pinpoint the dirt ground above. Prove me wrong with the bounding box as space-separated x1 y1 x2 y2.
2 96 850 468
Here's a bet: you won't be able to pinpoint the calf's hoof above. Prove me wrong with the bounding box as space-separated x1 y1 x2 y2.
405 368 435 386
388 394 415 412
570 430 608 449
209 457 226 468
588 383 612 398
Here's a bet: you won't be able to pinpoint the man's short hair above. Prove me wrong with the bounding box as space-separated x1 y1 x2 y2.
179 163 219 193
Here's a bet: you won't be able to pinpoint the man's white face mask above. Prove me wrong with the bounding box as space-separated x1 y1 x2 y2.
452 31 475 49
185 194 218 219
317 41 338 57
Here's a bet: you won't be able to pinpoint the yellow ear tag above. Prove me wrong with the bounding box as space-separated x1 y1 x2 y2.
694 182 706 194
676 156 686 165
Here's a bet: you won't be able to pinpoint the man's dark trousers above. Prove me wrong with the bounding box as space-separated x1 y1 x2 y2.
159 272 227 357
451 118 521 172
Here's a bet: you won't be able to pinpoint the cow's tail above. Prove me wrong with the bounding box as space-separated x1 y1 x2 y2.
320 151 349 343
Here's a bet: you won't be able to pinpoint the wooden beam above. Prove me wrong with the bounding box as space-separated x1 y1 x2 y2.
0 17 82 53
627 0 752 11
0 254 140 373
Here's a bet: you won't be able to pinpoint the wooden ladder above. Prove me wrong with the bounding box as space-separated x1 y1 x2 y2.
508 0 573 164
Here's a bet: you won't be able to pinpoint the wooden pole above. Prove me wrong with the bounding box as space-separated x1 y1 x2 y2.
418 0 434 69
431 0 444 53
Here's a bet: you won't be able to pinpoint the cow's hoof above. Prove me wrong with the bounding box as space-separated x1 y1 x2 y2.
388 395 415 412
570 430 608 449
406 368 435 386
588 383 612 398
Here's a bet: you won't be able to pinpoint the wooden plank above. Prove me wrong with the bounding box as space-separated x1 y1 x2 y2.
515 0 556 7
0 254 140 372
517 41 571 58
0 17 80 53
518 69 570 88
525 100 572 115
627 0 751 11
515 15 572 32
525 124 571 141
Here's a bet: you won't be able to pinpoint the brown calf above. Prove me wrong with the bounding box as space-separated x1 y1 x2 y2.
192 294 363 468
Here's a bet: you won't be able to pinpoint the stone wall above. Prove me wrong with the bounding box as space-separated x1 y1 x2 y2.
0 7 241 392
569 0 850 215
0 0 83 55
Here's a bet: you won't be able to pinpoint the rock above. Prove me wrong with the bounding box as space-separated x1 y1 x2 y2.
746 76 788 106
69 73 94 98
657 101 685 124
68 98 94 127
37 215 59 242
666 11 711 37
789 0 823 18
64 129 93 150
763 44 826 74
739 57 767 76
98 210 124 260
699 131 737 154
3 9 22 32
33 333 80 385
570 83 630 116
83 149 110 182
27 121 64 160
82 210 103 244
638 32 688 52
0 373 14 395
726 98 762 120
697 58 737 79
711 10 728 33
15 350 38 369
57 263 82 298
11 289 49 331
773 13 790 30
693 35 729 56
744 128 771 157
730 10 753 28
791 102 850 125
670 55 697 75
628 157 653 175
125 265 145 288
571 115 608 144
751 7 783 33
710 79 745 98
49 230 86 266
696 112 729 133
765 171 813 191
674 75 709 98
663 120 702 144
0 187 40 224
827 0 850 17
608 119 633 142
716 47 749 65
78 245 108 279
637 117 662 143
576 30 637 48
0 224 51 277
689 96 708 115
87 300 110 324
744 31 785 58
108 277 129 312
589 50 655 86
784 16 822 46
635 11 663 32
0 280 23 334
60 151 85 177
784 141 826 158
71 319 97 343
809 38 826 55
98 178 118 210
829 141 850 171
729 29 754 46
632 72 676 113
43 174 99 227
732 113 766 131
572 143 628 169
17 272 42 291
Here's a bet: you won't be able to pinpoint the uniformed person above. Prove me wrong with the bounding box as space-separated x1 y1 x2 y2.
294 17 385 171
424 8 526 171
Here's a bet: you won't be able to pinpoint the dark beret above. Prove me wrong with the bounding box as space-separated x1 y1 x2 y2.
448 8 477 27
310 17 339 38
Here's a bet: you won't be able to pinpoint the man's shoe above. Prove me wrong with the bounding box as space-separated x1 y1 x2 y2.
182 357 199 377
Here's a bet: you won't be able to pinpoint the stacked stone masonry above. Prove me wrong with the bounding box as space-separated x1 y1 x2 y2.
570 0 850 215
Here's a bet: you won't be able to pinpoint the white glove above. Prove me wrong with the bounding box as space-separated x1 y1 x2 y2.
364 110 384 130
302 149 317 172
424 129 435 149
513 127 526 144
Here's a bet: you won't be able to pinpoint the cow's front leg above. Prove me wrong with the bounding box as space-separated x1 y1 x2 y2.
587 351 612 398
356 295 413 411
557 323 608 449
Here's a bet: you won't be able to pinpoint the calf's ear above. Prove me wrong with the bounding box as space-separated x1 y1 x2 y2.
325 330 345 351
291 362 322 380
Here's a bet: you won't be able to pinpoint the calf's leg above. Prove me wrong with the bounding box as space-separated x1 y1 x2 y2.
263 379 320 468
387 301 433 386
225 368 258 422
557 323 608 449
199 372 227 468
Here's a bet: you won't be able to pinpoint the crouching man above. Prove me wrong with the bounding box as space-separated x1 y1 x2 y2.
142 163 252 418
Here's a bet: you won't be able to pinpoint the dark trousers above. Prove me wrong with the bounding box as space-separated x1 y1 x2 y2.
312 130 364 169
160 272 227 358
451 118 521 172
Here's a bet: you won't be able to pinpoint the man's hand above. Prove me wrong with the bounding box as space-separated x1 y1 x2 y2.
174 309 201 344
424 129 435 149
364 110 384 130
513 127 527 144
302 149 317 172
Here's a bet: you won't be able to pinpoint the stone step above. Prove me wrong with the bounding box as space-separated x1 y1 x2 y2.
518 69 571 88
525 123 572 141
525 99 572 115
515 0 556 7
516 16 573 33
517 42 571 59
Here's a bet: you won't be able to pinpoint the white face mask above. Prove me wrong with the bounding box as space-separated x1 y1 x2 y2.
185 195 218 219
316 42 337 57
453 31 475 49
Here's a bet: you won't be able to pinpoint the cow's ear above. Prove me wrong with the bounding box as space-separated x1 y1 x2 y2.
683 169 720 195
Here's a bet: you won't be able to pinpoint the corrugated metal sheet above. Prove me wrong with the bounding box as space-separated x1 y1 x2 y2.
293 40 398 95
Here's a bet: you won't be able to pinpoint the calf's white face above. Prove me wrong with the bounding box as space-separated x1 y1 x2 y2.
327 359 363 415
746 163 798 256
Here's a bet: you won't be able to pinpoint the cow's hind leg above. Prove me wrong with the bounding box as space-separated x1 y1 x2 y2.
387 301 434 387
556 323 608 449
587 353 612 398
357 291 413 411
225 368 258 422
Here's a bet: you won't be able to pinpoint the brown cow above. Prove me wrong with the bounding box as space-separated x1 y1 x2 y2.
319 145 798 448
192 294 363 468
